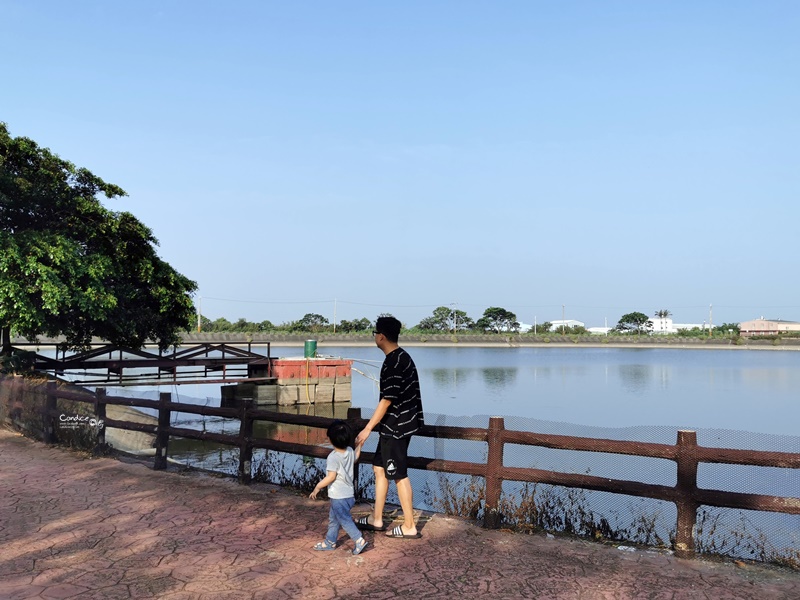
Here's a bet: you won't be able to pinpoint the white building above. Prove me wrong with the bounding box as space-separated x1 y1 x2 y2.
649 316 674 334
648 317 708 334
547 319 585 332
587 327 612 335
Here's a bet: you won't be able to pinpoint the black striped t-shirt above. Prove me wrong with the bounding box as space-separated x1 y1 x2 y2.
379 347 424 439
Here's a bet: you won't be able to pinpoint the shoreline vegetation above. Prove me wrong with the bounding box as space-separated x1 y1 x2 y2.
191 332 800 351
12 333 800 351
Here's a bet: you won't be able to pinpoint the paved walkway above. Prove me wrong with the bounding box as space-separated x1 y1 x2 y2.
1 427 799 600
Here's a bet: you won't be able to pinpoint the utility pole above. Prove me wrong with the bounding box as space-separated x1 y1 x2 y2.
333 298 337 333
709 303 713 337
562 305 566 334
197 297 202 332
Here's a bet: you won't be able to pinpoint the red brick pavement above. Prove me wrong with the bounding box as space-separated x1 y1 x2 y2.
1 426 799 600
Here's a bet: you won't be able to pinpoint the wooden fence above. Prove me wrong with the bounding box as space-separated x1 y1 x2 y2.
44 381 800 559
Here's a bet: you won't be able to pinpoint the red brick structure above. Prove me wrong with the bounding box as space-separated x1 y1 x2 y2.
224 357 353 407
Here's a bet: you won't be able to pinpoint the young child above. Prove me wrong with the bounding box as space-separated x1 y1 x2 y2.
309 420 368 555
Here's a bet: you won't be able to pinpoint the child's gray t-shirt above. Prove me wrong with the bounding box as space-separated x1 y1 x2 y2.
326 447 355 499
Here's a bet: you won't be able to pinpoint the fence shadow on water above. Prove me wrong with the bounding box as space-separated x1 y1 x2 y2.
2 375 798 568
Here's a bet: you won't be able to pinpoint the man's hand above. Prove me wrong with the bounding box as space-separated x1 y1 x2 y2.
355 427 371 447
310 487 319 500
355 399 390 447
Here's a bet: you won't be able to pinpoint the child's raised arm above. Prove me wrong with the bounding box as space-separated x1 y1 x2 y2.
309 470 337 500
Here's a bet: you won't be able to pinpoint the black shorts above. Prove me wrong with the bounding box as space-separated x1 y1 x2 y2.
372 435 411 480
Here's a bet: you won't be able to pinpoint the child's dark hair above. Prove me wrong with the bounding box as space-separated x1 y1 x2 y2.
327 419 352 450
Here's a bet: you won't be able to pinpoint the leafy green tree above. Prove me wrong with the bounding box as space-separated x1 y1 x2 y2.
296 313 330 332
192 315 214 332
524 321 553 334
418 306 450 331
417 306 473 332
257 320 274 332
0 123 196 353
416 316 438 331
193 317 271 333
715 322 740 335
209 317 232 332
475 307 519 333
231 318 254 332
614 312 652 335
562 325 588 335
416 316 439 331
337 317 371 333
449 307 473 332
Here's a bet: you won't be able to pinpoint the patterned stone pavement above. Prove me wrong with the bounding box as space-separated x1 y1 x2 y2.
1 427 799 600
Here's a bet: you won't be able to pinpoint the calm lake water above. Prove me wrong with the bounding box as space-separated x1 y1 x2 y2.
159 344 800 437
334 345 800 436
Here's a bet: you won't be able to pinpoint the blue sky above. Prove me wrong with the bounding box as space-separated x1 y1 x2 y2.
3 1 799 329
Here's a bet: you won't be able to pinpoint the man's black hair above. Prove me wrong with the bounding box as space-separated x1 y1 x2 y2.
327 419 352 450
375 316 401 343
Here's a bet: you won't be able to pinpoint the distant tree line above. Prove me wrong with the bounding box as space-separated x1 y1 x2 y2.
194 314 374 334
614 310 741 337
194 306 743 338
193 307 526 335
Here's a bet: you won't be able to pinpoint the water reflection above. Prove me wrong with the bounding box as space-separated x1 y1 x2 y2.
617 364 653 393
429 368 472 394
481 367 518 392
528 366 552 380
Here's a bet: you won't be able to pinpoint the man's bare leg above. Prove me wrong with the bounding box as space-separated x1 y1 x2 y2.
389 476 417 536
369 466 388 529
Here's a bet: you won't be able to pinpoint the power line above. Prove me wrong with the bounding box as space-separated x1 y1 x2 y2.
202 296 440 309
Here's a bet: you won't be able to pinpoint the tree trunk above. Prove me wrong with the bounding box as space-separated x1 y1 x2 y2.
1 326 12 355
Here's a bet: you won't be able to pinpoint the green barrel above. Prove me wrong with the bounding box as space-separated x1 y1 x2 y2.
304 340 317 358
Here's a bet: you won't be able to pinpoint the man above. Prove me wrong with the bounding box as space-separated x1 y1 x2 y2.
354 316 424 538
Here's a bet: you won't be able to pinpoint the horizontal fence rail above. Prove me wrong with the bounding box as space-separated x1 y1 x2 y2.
43 381 800 560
